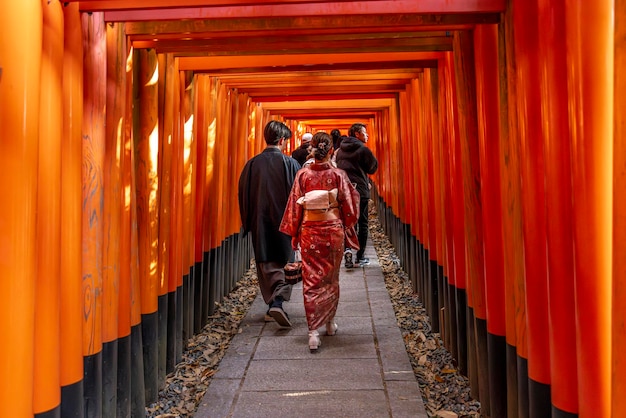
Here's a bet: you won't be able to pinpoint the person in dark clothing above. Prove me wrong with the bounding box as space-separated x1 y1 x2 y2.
291 132 312 166
238 120 301 327
335 123 378 267
331 129 342 151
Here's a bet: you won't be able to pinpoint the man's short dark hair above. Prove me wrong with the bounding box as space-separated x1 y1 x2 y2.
264 120 292 145
348 123 366 138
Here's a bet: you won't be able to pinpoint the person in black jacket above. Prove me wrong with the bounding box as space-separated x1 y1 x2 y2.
238 120 301 327
335 123 378 267
291 132 312 167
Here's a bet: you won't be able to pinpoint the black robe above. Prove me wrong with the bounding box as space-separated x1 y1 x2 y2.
238 147 300 263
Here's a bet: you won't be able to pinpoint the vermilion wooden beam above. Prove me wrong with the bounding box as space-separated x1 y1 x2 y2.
124 14 499 35
71 1 505 19
250 93 396 102
192 61 434 75
178 51 443 71
133 33 453 55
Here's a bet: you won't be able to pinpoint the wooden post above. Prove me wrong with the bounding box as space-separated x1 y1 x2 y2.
567 2 613 417
34 1 63 415
614 0 626 416
537 0 579 415
0 1 42 415
81 11 107 418
60 3 85 416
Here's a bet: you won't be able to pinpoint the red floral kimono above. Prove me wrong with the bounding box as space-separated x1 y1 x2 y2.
279 162 360 331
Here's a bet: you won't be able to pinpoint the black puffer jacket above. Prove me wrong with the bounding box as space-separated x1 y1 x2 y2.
335 136 378 199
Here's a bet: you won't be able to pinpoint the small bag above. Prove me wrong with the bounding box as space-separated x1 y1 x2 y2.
284 249 302 284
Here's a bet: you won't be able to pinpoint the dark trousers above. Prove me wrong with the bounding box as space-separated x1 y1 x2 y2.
356 197 369 260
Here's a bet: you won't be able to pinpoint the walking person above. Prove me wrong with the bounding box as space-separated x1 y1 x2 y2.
335 123 378 267
291 132 312 166
280 132 360 352
238 120 301 327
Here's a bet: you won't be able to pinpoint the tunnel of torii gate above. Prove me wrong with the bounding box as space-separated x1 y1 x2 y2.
0 0 623 417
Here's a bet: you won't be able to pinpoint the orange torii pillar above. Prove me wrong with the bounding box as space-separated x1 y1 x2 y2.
162 53 183 375
568 2 613 418
440 52 468 377
499 2 528 416
514 1 552 415
453 30 489 410
614 2 626 417
0 1 41 416
537 0 579 416
133 47 161 405
474 23 507 418
104 20 128 416
60 3 85 416
168 66 185 369
81 11 107 418
35 1 64 417
192 74 209 334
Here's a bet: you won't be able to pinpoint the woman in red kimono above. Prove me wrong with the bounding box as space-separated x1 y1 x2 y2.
280 132 360 352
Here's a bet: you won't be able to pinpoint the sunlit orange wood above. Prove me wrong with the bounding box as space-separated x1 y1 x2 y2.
34 1 63 413
81 10 106 358
0 1 42 415
614 1 626 415
567 2 613 417
60 1 85 392
181 74 195 276
158 53 175 298
103 21 125 346
134 47 160 315
81 11 107 416
193 75 208 264
119 40 134 340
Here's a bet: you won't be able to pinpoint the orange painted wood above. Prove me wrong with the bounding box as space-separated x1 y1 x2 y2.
614 0 626 415
231 94 250 236
193 75 208 260
60 1 85 386
498 0 526 359
436 61 452 282
134 48 160 314
168 59 183 294
180 72 195 276
474 25 505 337
179 52 444 72
81 10 106 356
441 52 466 291
567 2 613 417
103 21 125 344
0 0 41 414
158 54 176 296
201 76 217 252
70 0 506 14
453 31 486 319
514 0 551 386
125 44 143 330
536 0 578 412
425 69 441 264
119 40 134 338
34 1 63 412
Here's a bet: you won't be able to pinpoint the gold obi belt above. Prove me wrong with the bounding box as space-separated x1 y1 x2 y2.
303 207 340 222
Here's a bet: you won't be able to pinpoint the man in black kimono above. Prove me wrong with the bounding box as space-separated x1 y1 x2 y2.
238 120 300 327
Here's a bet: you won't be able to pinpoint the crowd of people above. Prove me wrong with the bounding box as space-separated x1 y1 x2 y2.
238 120 378 352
